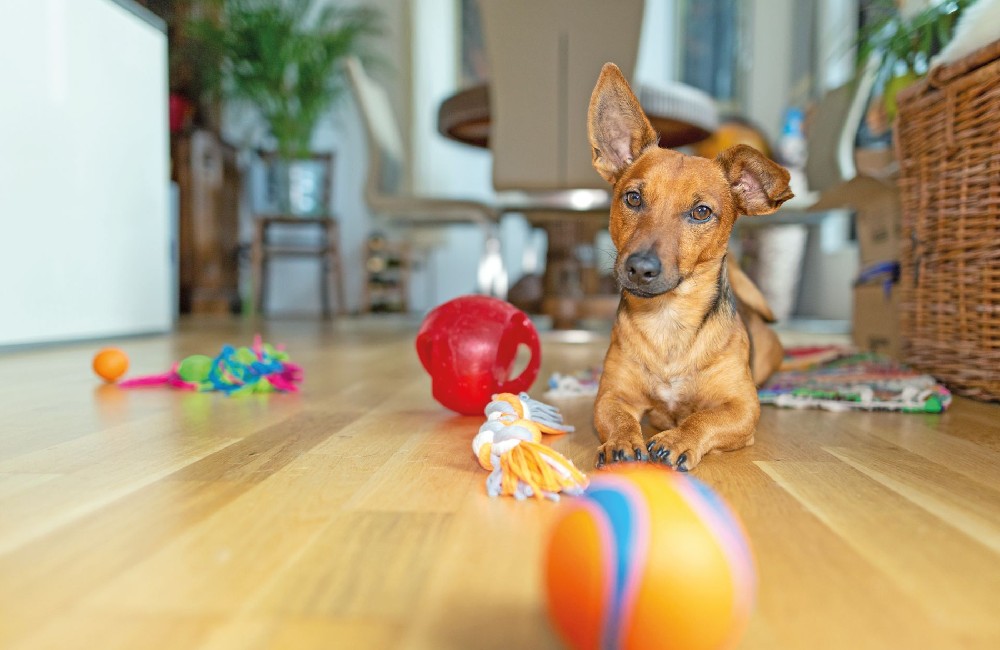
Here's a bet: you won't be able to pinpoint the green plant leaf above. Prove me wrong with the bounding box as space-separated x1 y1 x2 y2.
857 0 971 80
186 0 384 158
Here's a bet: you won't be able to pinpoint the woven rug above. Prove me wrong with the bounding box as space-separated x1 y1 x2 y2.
545 347 952 413
759 347 952 413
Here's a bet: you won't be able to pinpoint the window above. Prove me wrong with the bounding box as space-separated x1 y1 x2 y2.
678 0 745 111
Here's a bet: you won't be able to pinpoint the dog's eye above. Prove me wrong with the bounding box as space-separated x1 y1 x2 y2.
624 191 642 208
691 205 713 221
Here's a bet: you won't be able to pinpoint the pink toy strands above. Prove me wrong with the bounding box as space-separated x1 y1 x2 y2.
416 296 541 415
118 335 303 395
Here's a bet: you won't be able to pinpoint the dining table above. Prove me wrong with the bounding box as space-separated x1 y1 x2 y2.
438 81 718 150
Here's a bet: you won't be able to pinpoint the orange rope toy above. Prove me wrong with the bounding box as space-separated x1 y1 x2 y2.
472 393 587 501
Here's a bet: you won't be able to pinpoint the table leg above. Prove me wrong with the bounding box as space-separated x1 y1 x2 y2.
529 215 620 330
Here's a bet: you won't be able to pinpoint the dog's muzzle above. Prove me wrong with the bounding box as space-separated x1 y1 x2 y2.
618 251 681 297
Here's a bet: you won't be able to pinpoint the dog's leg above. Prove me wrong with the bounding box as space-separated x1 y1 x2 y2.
646 399 759 471
594 396 649 467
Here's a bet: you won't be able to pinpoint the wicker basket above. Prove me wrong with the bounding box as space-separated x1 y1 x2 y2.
894 40 1000 401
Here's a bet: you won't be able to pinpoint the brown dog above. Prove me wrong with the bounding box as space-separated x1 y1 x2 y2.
589 63 792 471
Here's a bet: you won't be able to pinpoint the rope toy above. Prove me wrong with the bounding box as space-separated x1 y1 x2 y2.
472 393 587 501
484 391 575 434
119 335 302 395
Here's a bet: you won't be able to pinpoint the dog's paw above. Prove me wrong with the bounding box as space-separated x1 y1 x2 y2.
595 437 649 468
646 432 703 472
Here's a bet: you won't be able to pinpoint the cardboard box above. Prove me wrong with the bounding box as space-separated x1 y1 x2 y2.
812 175 902 266
853 280 901 359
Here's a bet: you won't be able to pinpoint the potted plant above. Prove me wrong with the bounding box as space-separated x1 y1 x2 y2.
189 0 382 214
858 0 974 121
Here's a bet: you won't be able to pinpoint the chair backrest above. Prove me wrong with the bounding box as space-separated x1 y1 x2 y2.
804 56 880 192
480 0 645 192
344 57 406 201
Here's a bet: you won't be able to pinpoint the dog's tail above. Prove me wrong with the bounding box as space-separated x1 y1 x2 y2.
727 257 776 323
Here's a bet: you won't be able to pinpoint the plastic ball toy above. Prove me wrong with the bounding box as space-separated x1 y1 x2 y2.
544 465 756 650
92 348 130 383
416 295 540 415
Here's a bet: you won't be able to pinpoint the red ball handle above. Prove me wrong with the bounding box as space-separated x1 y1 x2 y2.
496 311 541 394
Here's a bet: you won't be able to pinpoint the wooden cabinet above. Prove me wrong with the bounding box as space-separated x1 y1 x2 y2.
172 130 242 314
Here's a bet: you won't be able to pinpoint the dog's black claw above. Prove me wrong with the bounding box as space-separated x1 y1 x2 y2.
646 440 657 453
597 451 606 467
611 449 622 462
633 447 648 462
677 452 688 471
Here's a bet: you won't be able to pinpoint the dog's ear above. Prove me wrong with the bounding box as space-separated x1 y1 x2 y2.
588 63 659 184
716 144 794 215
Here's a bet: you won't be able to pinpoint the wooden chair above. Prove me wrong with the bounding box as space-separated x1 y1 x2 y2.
251 152 345 318
344 57 507 302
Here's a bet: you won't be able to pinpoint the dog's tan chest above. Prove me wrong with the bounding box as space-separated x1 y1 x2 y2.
649 371 693 412
653 381 684 411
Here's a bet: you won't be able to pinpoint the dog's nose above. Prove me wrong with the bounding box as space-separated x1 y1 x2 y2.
625 252 662 285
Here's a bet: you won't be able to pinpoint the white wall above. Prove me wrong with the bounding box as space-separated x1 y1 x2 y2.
745 0 798 142
0 0 172 347
816 0 859 92
636 0 680 85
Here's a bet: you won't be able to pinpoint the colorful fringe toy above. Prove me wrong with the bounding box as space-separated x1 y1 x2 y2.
473 393 587 501
119 335 302 395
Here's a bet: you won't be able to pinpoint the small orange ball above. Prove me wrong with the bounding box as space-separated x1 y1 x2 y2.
92 348 129 383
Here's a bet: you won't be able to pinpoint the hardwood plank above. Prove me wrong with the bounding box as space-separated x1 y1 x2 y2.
341 411 483 513
1 316 998 650
937 397 1000 452
263 618 401 650
196 616 401 650
11 613 214 650
866 417 1000 490
0 425 240 555
0 481 244 647
824 445 1000 554
253 512 452 619
713 463 967 650
77 456 379 615
195 617 277 650
0 472 59 500
758 459 1000 644
396 492 564 650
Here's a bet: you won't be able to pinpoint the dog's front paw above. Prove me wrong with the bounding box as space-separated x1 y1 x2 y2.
595 436 649 468
646 432 703 472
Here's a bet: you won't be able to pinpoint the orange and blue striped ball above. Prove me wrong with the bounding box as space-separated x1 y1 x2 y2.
544 465 756 650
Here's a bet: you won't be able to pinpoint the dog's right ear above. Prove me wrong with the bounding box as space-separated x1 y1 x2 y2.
715 144 794 216
588 63 659 184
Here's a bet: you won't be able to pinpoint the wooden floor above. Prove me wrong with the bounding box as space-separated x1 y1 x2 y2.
1 316 999 650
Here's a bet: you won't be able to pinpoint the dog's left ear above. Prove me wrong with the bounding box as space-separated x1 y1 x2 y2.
716 145 794 215
588 63 659 184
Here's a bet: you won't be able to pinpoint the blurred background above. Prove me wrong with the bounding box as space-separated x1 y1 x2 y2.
3 0 971 350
